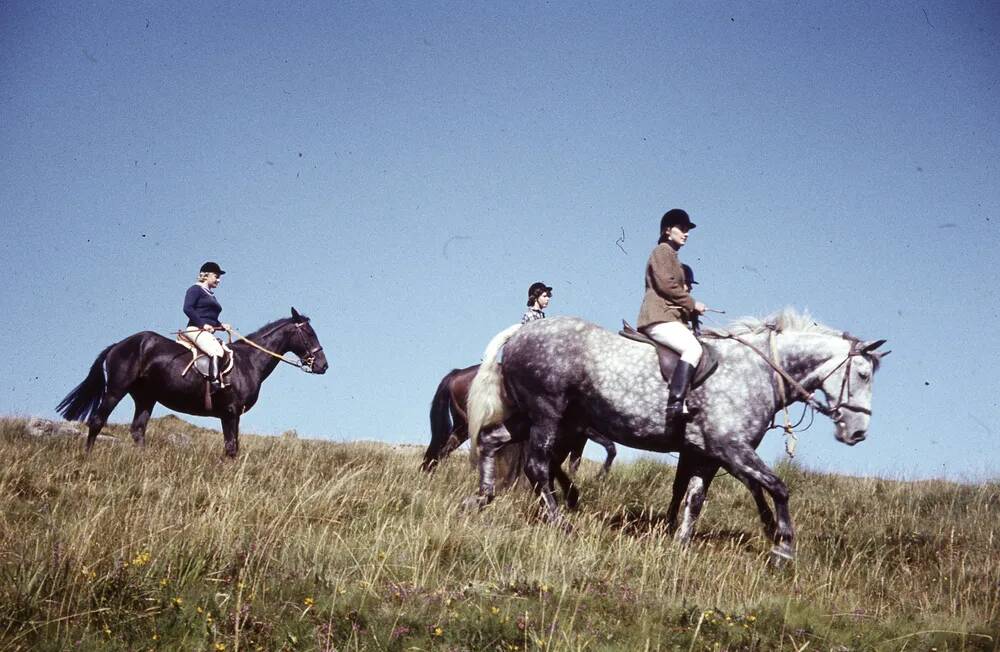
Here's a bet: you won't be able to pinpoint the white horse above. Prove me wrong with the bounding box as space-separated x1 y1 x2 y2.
468 309 888 562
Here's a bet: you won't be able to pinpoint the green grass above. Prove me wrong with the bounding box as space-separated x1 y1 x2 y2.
1 415 997 651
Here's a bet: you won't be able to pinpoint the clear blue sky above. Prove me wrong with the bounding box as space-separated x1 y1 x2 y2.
2 2 998 480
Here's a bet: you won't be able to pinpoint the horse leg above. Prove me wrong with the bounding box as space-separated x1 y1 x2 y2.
522 420 566 528
552 460 580 511
666 452 696 534
671 454 720 545
720 445 795 563
587 428 617 478
129 395 155 447
220 413 240 458
85 390 126 452
475 425 511 508
748 484 778 541
567 437 584 475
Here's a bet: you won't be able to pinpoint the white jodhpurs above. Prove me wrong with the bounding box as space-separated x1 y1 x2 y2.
180 326 225 358
645 321 703 365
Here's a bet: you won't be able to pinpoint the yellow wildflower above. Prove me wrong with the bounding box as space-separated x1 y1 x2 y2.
304 597 315 607
433 627 443 637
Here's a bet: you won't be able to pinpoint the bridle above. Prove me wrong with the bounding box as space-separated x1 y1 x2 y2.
718 328 874 425
811 335 873 422
229 320 323 373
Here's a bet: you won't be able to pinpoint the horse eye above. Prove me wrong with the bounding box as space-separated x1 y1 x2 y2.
858 371 871 381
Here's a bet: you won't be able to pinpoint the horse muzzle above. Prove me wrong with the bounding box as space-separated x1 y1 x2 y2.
303 354 328 375
835 423 867 446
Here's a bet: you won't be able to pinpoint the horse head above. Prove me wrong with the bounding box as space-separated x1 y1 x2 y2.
289 307 328 374
814 336 889 446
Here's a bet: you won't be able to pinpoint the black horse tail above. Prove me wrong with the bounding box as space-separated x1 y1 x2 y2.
422 371 457 472
56 345 112 423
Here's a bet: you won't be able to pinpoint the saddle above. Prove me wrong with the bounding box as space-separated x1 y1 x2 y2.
619 321 718 388
175 336 235 387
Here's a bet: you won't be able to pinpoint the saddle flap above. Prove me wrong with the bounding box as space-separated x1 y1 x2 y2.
176 337 234 381
619 320 718 388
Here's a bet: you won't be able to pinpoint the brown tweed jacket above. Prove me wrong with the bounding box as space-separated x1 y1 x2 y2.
637 243 696 329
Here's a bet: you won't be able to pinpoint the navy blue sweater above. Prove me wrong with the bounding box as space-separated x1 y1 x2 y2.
183 285 222 328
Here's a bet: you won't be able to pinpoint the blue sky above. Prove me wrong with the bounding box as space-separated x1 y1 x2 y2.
2 2 998 480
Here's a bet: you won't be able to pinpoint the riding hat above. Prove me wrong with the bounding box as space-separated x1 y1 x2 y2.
200 261 226 276
660 208 696 232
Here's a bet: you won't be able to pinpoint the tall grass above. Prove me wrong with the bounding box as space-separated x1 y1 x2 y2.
1 415 997 651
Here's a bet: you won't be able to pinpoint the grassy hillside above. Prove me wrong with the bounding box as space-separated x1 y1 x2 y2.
1 415 997 651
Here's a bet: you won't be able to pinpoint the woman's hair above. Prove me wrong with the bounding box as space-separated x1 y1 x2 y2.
527 288 549 307
197 271 210 283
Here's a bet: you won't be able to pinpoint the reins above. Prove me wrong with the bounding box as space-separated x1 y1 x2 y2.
173 321 321 373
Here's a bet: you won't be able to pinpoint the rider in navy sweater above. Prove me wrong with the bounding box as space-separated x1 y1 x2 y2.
180 262 230 389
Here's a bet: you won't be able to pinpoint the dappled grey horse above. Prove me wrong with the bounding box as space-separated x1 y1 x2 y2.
468 311 887 562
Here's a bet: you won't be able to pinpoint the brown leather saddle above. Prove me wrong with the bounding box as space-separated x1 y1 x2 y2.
175 336 234 386
619 321 718 388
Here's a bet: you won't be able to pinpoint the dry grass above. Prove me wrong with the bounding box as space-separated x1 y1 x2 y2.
0 415 997 651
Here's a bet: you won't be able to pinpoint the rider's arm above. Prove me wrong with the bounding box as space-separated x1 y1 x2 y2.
183 286 208 328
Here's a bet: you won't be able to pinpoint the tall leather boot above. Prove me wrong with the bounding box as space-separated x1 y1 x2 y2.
664 360 696 429
209 356 222 392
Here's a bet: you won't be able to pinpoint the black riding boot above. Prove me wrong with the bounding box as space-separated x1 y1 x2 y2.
664 360 696 428
209 356 222 392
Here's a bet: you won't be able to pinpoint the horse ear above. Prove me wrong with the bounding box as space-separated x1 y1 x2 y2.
861 339 887 353
291 307 302 322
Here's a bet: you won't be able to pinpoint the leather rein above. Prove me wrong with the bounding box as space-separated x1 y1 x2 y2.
226 321 322 373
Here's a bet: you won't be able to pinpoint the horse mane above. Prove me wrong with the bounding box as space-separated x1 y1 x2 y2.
242 314 306 340
702 307 881 370
702 307 840 339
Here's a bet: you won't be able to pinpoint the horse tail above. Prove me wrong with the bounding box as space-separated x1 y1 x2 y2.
56 345 112 423
422 369 459 471
468 324 521 462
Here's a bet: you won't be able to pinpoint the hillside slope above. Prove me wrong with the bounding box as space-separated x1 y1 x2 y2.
1 416 997 650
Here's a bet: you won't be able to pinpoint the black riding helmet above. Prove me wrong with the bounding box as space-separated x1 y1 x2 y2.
200 261 226 276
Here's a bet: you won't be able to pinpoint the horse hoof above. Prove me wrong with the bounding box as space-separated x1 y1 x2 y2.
769 545 795 566
459 495 492 512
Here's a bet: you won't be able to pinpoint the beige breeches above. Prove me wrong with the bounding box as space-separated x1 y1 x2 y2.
180 326 224 357
646 321 703 365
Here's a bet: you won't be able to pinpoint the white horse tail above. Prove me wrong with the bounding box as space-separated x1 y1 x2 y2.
468 324 521 463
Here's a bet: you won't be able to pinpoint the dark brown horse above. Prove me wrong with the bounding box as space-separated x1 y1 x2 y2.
56 308 327 458
421 364 616 474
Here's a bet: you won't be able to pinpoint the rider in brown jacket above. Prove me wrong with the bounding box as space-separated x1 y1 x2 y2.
637 209 707 427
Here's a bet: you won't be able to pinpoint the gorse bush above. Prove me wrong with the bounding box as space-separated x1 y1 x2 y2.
1 415 997 651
